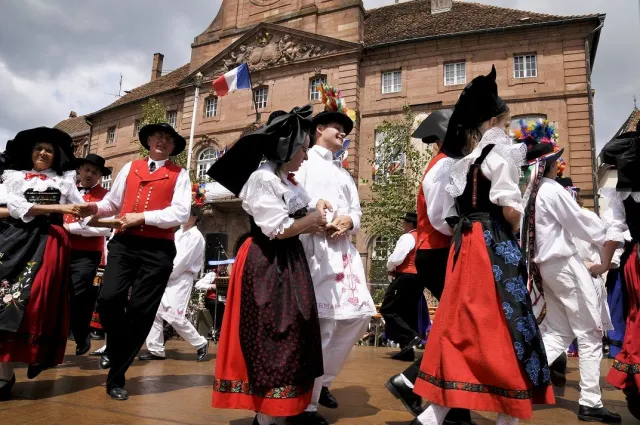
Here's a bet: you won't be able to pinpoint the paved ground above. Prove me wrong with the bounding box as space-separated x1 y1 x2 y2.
0 340 635 424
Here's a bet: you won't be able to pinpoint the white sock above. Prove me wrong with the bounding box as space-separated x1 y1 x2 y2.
496 413 519 425
416 403 450 425
0 362 14 382
256 413 276 425
401 373 414 389
95 345 106 354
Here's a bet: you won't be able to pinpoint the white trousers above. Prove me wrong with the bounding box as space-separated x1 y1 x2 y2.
145 312 207 357
538 255 604 408
305 317 370 412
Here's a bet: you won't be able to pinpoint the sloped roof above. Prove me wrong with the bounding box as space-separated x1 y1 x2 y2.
618 107 640 136
89 64 190 116
54 115 90 137
364 0 602 47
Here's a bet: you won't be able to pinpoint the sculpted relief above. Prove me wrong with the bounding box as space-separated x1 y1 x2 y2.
211 30 339 76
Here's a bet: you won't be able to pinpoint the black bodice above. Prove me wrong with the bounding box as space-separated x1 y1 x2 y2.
455 145 503 217
623 197 640 241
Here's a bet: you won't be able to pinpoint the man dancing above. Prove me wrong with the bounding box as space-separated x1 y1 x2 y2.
139 209 208 362
86 123 190 400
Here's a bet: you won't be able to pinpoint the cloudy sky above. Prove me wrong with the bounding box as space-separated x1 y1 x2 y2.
1 0 638 152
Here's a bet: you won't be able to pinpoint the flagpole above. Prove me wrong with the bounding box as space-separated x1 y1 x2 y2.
246 63 260 123
187 72 203 174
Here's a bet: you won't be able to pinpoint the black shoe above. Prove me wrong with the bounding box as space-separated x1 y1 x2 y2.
318 386 338 409
107 386 129 401
391 336 421 361
626 391 640 420
0 374 16 401
577 406 622 423
197 343 209 362
443 419 477 425
90 331 104 340
76 342 91 356
385 374 424 417
286 411 329 425
138 353 166 361
89 349 105 357
443 408 475 425
27 364 45 380
99 354 111 370
550 352 567 388
252 415 275 425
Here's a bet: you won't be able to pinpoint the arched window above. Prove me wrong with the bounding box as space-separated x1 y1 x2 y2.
197 148 218 181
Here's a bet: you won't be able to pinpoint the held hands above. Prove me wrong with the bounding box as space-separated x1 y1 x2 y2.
120 213 145 230
306 208 328 234
589 263 609 277
316 199 333 213
326 215 353 238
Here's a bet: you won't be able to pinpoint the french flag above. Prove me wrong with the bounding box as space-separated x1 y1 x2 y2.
212 63 251 96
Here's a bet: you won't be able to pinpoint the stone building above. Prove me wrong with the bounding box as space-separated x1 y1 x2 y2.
61 0 606 274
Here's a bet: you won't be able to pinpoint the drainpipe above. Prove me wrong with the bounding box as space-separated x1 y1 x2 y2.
585 19 604 214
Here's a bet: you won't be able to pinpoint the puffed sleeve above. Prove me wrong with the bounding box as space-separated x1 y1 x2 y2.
600 191 628 244
59 170 85 205
3 170 35 222
482 152 524 214
240 170 294 239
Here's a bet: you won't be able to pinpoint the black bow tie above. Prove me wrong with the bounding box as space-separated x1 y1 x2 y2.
149 161 156 172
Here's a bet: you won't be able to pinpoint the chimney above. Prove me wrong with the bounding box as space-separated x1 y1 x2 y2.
431 0 453 14
69 111 77 118
151 53 164 82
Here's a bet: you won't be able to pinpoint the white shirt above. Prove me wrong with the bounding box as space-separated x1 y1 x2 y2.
2 169 85 222
387 232 416 271
534 178 607 264
195 271 217 291
297 145 375 320
93 158 191 229
423 157 456 236
68 183 111 238
0 183 6 205
170 226 206 281
601 189 640 243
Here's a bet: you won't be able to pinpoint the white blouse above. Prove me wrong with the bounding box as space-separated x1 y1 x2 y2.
423 157 457 236
600 188 640 244
0 184 6 206
239 161 312 239
1 169 84 223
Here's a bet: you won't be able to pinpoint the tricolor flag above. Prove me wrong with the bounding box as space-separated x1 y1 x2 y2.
212 63 251 96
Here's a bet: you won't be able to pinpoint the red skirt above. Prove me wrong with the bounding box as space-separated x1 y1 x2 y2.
0 224 71 366
414 223 554 419
211 237 316 417
607 248 640 391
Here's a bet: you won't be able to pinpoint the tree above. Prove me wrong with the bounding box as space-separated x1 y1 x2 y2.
361 106 433 286
138 97 190 178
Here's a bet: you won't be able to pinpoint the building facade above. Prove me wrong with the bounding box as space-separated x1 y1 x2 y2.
64 0 605 274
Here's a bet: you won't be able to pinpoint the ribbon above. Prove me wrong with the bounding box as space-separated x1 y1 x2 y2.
287 173 298 186
267 104 314 164
449 212 491 267
24 172 48 181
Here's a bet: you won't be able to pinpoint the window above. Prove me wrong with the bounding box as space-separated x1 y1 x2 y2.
309 75 327 100
382 70 402 94
82 142 89 158
197 148 218 181
510 114 547 135
370 236 392 260
253 87 268 109
101 169 113 190
106 126 116 144
444 62 466 86
134 120 142 137
514 54 537 79
166 111 178 128
373 131 405 183
205 97 218 118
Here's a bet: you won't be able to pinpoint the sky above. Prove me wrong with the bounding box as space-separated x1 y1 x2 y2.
1 0 638 153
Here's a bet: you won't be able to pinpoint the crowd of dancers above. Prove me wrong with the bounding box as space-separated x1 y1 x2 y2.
0 67 638 425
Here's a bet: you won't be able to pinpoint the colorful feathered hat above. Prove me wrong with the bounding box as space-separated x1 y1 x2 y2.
513 119 566 176
191 182 207 208
311 83 356 136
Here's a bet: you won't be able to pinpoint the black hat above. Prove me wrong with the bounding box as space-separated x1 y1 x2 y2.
412 109 453 144
207 104 314 196
267 110 287 125
6 127 76 175
555 177 580 191
139 123 187 156
312 111 354 137
75 153 111 176
524 143 564 165
441 66 508 158
600 125 639 192
402 212 418 223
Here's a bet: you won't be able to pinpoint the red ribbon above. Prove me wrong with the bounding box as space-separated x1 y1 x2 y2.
287 173 298 186
24 172 48 181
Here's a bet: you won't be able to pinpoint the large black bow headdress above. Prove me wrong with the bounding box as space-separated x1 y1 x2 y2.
207 104 314 196
600 121 640 192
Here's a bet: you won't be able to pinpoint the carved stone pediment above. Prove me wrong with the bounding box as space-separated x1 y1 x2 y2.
182 23 361 85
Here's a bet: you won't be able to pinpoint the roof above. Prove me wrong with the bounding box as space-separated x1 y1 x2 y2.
364 0 603 47
53 115 90 138
618 107 640 136
89 64 190 116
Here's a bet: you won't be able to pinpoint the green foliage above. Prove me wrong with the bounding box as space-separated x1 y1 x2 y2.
361 105 434 283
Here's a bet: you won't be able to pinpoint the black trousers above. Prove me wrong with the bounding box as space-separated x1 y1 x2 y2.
97 234 176 389
68 250 102 347
403 247 472 423
380 272 423 346
204 298 225 333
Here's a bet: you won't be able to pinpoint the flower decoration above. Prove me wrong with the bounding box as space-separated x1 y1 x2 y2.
319 83 357 123
191 183 207 207
513 119 566 176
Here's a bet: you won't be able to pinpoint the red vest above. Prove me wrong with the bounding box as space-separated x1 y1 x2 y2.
119 159 182 240
64 185 109 252
416 152 453 250
396 230 418 274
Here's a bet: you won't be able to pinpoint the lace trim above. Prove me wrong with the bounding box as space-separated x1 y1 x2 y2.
445 128 527 199
432 157 457 184
269 216 294 240
284 189 312 215
599 187 640 202
501 196 524 215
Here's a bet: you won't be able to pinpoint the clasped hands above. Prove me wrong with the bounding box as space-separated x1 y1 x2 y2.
63 202 144 230
308 200 353 238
